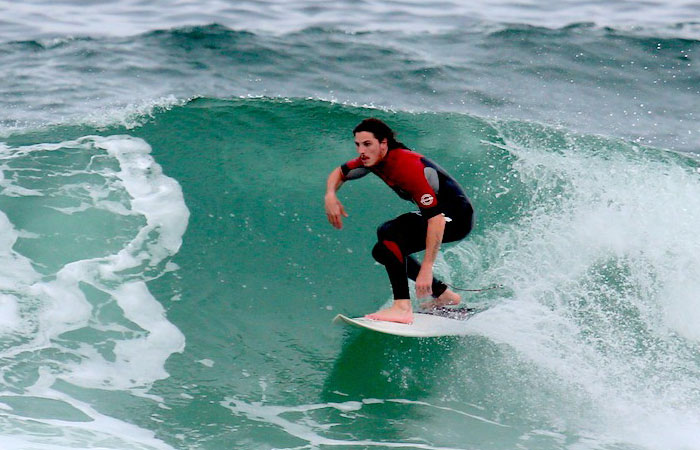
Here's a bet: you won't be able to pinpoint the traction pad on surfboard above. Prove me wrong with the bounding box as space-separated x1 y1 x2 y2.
417 306 475 320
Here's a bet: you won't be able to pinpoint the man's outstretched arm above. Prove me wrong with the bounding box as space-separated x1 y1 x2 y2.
325 167 348 229
415 213 446 298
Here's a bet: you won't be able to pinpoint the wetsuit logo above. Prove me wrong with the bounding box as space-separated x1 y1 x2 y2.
420 193 434 206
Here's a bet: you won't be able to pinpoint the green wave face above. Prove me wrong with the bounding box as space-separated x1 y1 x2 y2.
2 97 700 449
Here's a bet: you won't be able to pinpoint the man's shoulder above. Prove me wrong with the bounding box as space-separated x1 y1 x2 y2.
390 147 423 157
382 149 434 188
386 148 426 166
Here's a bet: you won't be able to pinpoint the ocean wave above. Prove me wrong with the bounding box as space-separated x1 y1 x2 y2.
2 0 700 40
0 135 188 449
2 97 700 448
1 19 698 152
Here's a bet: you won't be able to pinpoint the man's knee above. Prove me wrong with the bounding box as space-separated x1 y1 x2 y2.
372 242 387 263
372 240 403 264
376 221 395 241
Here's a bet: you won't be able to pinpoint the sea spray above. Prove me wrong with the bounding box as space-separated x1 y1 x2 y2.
464 120 700 447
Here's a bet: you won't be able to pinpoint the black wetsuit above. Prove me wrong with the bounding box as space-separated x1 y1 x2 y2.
340 147 473 299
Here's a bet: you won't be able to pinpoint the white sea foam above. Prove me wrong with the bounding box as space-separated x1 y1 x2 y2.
458 126 700 449
0 96 186 141
0 135 188 448
0 294 20 331
82 96 187 130
222 396 505 449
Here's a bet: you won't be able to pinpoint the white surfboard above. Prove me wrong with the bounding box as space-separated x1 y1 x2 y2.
333 307 475 337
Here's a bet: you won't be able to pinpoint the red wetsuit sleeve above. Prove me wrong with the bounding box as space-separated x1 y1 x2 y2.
340 158 369 180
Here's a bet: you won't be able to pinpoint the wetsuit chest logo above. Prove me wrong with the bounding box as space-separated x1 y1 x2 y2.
420 194 434 206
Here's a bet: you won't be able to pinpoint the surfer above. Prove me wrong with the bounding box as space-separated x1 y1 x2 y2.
324 118 474 324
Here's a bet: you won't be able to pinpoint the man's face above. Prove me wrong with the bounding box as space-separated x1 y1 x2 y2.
354 131 388 167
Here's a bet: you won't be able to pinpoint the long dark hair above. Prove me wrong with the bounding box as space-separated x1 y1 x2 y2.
353 118 408 150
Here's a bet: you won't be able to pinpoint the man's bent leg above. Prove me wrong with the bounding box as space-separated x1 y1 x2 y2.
408 209 473 310
368 227 414 324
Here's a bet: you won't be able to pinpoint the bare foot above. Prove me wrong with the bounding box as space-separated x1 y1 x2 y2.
419 289 461 310
365 299 413 324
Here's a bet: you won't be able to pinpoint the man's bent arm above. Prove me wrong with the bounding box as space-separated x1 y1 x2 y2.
416 213 446 297
326 167 344 195
325 167 348 229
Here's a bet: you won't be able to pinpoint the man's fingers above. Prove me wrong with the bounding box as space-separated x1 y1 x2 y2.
328 212 343 229
326 198 347 229
327 202 347 229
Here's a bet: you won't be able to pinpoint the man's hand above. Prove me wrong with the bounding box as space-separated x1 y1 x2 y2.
415 266 433 298
325 193 348 229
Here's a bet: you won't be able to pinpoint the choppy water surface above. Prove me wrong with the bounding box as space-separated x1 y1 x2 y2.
1 1 699 449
